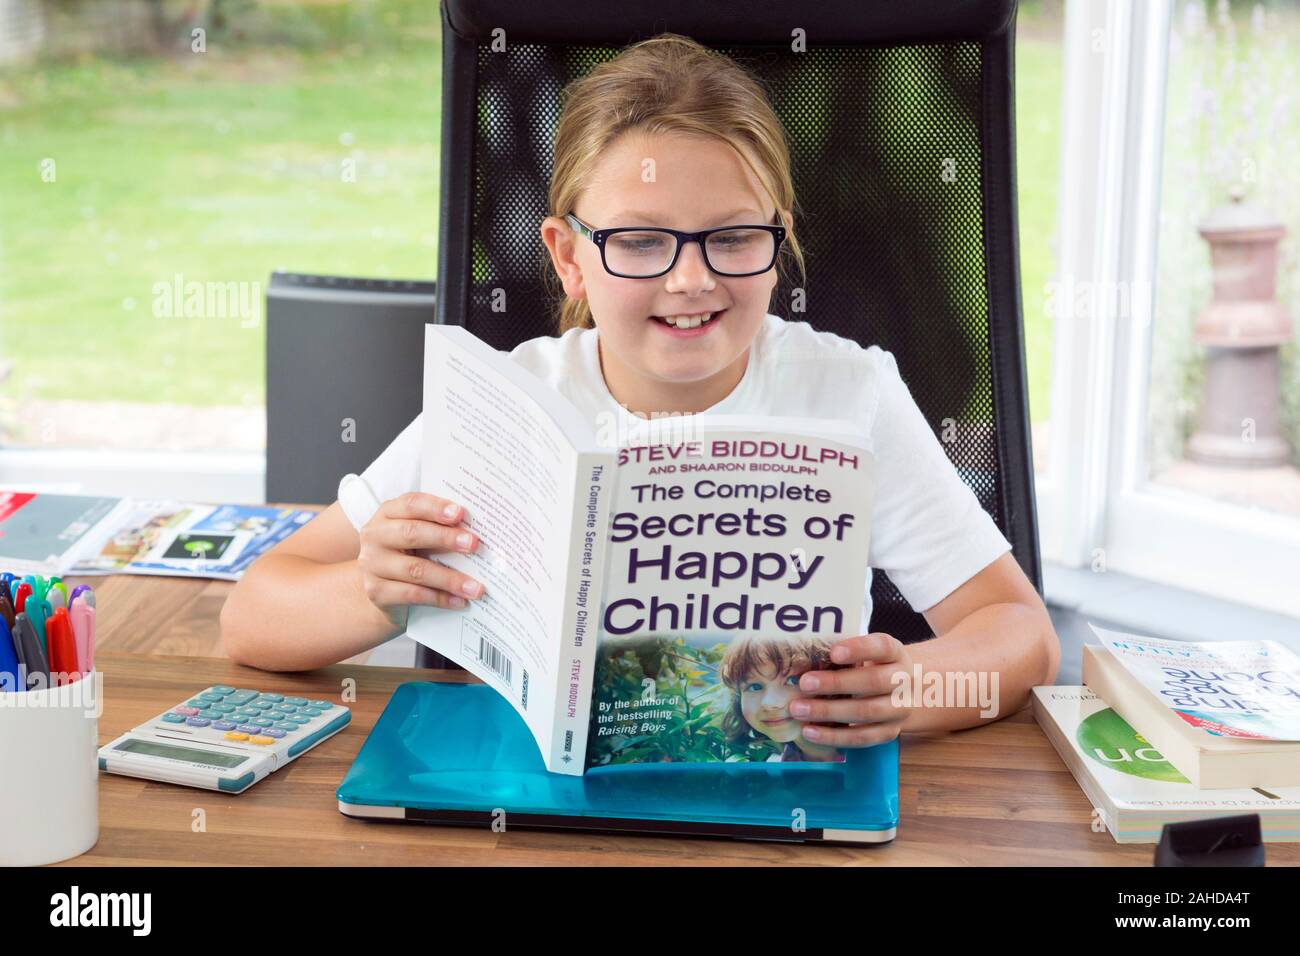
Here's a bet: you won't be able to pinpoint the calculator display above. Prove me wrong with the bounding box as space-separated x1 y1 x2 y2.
113 738 250 769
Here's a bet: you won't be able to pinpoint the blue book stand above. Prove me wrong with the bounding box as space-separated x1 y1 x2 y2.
338 681 898 844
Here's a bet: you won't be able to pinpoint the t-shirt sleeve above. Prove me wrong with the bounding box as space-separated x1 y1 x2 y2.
866 351 1011 613
336 413 423 533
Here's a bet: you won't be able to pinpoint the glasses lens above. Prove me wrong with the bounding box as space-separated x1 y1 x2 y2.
604 231 677 277
705 228 778 276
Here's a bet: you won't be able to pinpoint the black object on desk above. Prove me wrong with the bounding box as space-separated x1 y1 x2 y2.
1154 814 1266 867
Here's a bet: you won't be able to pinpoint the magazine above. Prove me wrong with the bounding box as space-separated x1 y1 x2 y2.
0 491 120 576
1093 625 1300 742
406 325 875 776
67 501 316 580
0 490 316 581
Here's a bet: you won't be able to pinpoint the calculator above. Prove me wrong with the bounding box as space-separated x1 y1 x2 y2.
97 686 352 793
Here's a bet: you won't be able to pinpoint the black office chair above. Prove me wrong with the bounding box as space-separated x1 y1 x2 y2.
267 0 1039 667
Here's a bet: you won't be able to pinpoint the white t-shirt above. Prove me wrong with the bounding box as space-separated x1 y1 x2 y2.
338 313 1011 632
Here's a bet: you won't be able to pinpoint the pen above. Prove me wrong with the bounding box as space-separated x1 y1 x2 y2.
12 612 49 688
14 581 32 614
69 600 95 674
47 586 66 612
0 586 14 630
24 594 50 656
23 574 45 602
46 608 78 685
0 617 20 692
0 572 14 597
49 576 68 604
69 584 95 609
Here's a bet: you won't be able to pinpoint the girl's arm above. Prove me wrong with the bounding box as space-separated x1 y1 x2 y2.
220 503 397 672
904 551 1060 732
220 494 486 672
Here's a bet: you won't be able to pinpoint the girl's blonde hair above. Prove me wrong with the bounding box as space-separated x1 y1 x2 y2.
545 33 806 334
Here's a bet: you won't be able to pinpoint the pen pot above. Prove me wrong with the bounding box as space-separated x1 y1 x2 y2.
0 673 101 866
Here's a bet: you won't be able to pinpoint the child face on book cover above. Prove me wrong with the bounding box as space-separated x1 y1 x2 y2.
546 130 783 415
740 660 807 744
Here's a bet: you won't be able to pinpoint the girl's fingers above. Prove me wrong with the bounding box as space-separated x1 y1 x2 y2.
381 492 471 526
801 720 901 748
790 692 899 725
368 551 486 601
829 632 900 666
364 576 470 611
373 517 480 554
799 660 898 696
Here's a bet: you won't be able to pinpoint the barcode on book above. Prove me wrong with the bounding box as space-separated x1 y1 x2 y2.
478 634 513 686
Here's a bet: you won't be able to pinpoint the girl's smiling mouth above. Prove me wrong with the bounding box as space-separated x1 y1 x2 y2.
650 308 726 336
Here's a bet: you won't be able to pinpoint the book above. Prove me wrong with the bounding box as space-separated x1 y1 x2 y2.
1082 625 1300 789
0 491 120 576
0 490 316 581
1032 685 1300 843
67 501 316 581
406 325 875 776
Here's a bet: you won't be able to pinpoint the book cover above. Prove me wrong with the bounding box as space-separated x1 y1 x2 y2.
1093 624 1300 741
407 325 874 776
1032 686 1300 843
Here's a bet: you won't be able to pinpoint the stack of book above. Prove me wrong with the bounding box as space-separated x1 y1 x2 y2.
1033 625 1300 844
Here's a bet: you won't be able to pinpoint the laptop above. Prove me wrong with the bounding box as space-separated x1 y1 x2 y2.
337 681 898 844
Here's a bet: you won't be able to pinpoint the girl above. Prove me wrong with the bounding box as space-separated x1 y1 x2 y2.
719 636 847 763
221 34 1059 745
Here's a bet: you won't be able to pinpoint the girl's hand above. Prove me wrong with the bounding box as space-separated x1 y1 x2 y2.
789 632 913 748
357 492 486 625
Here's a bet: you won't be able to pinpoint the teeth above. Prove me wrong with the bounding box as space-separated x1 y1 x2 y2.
659 312 716 328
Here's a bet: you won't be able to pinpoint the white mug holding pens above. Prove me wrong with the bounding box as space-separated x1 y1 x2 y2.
0 576 100 867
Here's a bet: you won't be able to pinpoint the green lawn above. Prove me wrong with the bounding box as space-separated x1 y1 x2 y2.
1 1 1062 421
0 0 441 407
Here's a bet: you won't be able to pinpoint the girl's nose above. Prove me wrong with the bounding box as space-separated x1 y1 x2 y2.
663 240 716 294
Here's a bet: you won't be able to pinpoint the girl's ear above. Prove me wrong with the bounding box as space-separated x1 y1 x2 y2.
540 216 588 302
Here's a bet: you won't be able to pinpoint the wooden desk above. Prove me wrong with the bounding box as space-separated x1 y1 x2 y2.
62 576 1300 866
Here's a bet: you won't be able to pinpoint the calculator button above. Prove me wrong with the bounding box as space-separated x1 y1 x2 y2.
248 735 274 746
213 720 238 731
274 722 299 731
262 729 286 739
225 691 258 705
224 731 249 741
256 693 284 702
303 708 324 718
287 715 310 724
186 717 211 728
211 703 237 713
211 685 236 695
310 700 333 710
174 706 199 716
274 703 297 713
186 699 207 708
196 710 223 720
235 724 262 734
283 697 308 706
162 713 188 724
199 692 225 702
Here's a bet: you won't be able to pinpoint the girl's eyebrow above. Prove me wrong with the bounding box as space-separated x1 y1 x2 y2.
609 207 763 226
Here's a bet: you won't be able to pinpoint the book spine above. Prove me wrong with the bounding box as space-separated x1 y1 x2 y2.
547 450 614 775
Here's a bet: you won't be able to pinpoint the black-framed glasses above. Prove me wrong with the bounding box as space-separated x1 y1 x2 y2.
565 213 786 279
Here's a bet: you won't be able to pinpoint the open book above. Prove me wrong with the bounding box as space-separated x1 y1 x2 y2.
407 325 875 776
